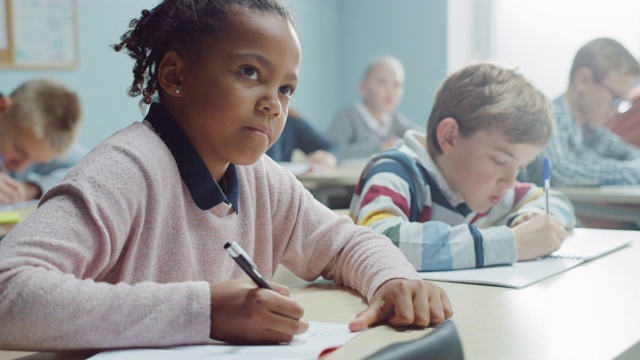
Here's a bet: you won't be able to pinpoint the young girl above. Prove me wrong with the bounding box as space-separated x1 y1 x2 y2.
0 0 451 351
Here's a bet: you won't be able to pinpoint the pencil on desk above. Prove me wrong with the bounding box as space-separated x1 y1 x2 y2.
542 157 550 215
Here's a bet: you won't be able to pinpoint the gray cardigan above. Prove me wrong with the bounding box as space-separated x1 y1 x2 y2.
325 106 418 159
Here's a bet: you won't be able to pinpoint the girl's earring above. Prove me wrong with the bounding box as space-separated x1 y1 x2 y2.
175 89 181 94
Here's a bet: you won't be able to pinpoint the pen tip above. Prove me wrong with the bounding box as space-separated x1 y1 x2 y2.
224 242 231 249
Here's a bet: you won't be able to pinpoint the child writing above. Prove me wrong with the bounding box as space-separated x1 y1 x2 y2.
326 55 419 159
0 0 451 351
0 80 85 205
266 108 342 168
350 63 576 271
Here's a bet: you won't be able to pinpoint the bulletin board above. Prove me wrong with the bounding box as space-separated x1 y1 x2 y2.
0 0 78 69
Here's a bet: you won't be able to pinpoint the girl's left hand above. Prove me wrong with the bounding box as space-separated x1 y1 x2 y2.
348 279 453 332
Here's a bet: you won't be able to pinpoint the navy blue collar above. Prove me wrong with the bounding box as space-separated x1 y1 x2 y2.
145 103 239 212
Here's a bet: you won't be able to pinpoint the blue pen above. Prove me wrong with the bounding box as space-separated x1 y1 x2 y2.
542 157 550 215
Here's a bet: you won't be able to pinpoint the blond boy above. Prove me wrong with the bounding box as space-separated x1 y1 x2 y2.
0 79 84 204
350 63 576 271
326 55 418 158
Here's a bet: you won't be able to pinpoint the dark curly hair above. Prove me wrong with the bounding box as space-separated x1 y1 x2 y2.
113 0 296 105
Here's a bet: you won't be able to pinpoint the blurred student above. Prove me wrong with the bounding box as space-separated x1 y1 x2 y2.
517 38 640 230
605 81 640 147
0 0 451 350
0 79 85 205
350 63 575 271
533 38 640 186
266 109 342 167
326 55 418 159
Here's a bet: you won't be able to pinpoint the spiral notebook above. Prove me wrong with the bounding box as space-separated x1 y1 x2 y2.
420 228 633 289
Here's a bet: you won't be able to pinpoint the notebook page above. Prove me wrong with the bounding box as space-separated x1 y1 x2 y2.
420 257 583 289
549 233 632 260
90 321 361 360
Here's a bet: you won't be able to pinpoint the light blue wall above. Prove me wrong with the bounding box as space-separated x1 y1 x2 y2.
1 0 447 149
337 0 448 130
287 0 448 131
284 0 341 130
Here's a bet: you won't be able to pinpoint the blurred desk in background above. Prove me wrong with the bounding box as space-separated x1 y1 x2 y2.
557 186 640 223
0 201 38 238
296 158 367 208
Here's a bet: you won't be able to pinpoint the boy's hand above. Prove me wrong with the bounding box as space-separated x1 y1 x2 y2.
308 150 337 168
380 136 400 150
348 279 453 332
510 211 541 227
209 279 308 344
0 174 26 204
513 214 567 261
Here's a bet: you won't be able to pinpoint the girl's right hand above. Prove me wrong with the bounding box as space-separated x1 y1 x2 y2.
209 279 308 344
513 214 567 261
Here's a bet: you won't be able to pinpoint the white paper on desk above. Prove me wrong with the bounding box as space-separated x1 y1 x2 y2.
420 257 584 289
550 234 631 260
420 230 632 289
278 162 312 176
0 199 40 212
90 321 360 360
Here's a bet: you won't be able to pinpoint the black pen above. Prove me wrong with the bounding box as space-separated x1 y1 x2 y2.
224 241 274 290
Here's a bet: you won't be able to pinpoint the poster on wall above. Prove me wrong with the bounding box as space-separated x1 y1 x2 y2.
0 0 77 68
0 0 7 51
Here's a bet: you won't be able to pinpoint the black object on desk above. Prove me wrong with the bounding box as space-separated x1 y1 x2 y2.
365 320 464 360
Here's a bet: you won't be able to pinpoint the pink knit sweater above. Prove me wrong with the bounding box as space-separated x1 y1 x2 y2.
0 120 420 351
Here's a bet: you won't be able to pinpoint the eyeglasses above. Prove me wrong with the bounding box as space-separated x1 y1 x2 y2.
593 75 633 113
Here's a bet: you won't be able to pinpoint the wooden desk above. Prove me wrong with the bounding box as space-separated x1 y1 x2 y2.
556 186 640 222
0 206 37 238
433 227 640 360
0 284 434 360
2 228 640 360
296 159 366 207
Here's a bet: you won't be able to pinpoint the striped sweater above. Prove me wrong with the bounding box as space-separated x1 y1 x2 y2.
349 130 576 271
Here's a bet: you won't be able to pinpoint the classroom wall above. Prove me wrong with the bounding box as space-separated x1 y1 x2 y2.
0 0 447 150
283 0 342 131
491 0 640 100
335 0 448 130
1 0 159 151
447 0 640 101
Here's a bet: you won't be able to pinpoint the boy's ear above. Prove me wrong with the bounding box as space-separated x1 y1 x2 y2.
157 50 184 97
0 95 12 114
573 66 593 92
436 117 460 154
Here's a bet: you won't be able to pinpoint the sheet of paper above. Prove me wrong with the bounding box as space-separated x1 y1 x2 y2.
279 162 312 176
420 229 634 289
0 199 39 212
90 321 361 360
550 233 631 260
420 257 584 289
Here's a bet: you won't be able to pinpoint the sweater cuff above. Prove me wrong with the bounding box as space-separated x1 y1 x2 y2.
479 226 518 266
